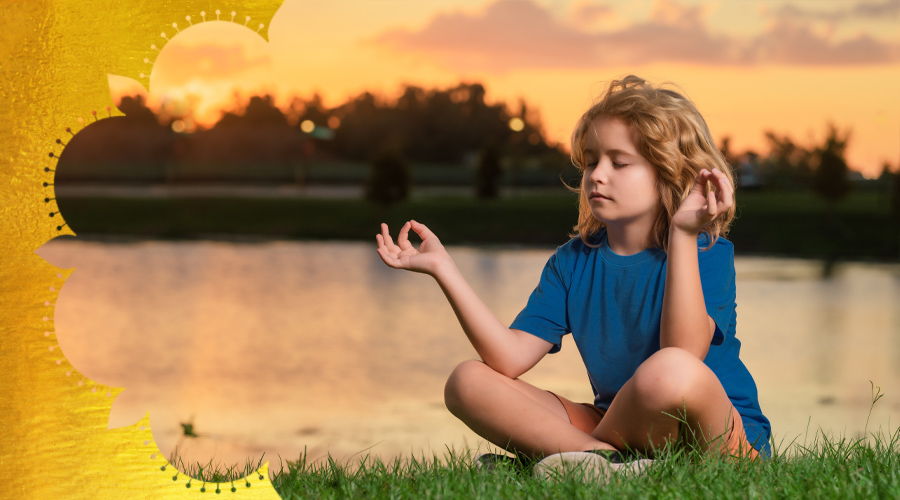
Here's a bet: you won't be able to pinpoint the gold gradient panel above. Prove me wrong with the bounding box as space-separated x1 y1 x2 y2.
1 1 284 498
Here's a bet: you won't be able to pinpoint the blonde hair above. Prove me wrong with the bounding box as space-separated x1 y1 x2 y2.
567 75 736 251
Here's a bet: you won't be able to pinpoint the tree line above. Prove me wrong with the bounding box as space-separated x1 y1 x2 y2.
55 80 898 210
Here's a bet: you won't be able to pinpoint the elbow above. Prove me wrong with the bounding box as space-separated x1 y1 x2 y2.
659 342 708 362
692 344 710 362
482 356 525 379
659 331 711 362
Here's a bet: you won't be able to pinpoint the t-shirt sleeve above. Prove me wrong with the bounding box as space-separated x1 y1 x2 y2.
509 249 570 354
699 235 736 347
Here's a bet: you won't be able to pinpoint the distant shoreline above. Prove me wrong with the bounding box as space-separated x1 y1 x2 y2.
52 184 569 200
49 190 899 262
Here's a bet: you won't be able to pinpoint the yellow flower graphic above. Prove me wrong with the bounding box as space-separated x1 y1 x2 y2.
1 1 284 498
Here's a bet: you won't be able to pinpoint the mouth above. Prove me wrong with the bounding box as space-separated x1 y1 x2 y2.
589 192 611 201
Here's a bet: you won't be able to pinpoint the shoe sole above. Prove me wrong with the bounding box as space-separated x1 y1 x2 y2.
533 451 655 482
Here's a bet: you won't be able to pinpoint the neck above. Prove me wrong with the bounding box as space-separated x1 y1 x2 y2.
604 219 657 256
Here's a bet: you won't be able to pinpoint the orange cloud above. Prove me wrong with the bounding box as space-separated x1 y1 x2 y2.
369 0 595 73
771 0 899 23
747 17 897 65
367 0 900 73
151 44 271 87
570 0 616 30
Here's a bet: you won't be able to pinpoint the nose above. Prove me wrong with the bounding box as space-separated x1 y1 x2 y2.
588 160 609 184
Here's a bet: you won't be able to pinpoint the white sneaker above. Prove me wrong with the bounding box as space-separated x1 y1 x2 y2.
533 449 655 482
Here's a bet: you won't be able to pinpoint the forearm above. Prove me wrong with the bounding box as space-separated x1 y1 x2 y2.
432 259 534 377
661 229 713 360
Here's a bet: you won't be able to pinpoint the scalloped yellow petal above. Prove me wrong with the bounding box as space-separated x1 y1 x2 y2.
1 1 285 498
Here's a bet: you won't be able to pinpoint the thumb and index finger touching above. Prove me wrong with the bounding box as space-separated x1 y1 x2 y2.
692 168 735 223
408 220 436 240
378 220 436 249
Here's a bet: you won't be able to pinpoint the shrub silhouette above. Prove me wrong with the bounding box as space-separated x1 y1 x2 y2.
364 146 410 206
812 123 852 203
891 166 900 221
475 141 502 199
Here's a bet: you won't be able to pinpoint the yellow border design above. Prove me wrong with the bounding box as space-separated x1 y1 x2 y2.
1 1 284 498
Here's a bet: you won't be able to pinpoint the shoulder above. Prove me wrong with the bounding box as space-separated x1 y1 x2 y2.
697 232 735 277
547 230 601 279
698 232 734 258
555 229 602 260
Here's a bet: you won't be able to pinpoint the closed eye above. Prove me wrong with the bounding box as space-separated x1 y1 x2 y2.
583 160 626 168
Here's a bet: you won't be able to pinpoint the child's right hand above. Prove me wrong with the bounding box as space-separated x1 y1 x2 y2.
376 220 451 276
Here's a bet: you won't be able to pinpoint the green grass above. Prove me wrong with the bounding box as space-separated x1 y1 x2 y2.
158 380 900 500
166 425 900 500
169 386 900 499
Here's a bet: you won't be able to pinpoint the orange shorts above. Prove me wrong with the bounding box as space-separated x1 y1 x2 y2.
548 391 761 460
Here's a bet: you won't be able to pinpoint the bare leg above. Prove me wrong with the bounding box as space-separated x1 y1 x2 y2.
590 347 737 458
444 359 618 459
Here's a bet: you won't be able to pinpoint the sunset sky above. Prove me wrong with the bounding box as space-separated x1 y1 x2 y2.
111 0 900 178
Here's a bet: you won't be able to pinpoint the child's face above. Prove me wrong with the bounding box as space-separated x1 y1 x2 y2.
582 116 660 227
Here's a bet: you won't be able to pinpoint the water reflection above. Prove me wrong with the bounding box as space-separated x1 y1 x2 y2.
35 240 900 470
812 276 845 386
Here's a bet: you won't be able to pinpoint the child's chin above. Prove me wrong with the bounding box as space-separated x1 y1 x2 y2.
591 212 611 223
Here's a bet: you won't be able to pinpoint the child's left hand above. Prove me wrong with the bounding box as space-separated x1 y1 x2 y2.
670 168 734 236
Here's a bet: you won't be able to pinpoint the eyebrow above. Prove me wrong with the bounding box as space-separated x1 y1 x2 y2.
583 148 636 157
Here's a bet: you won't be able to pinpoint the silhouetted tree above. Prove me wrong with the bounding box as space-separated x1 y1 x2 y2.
475 140 502 199
117 95 159 123
719 136 733 166
365 145 410 206
296 93 330 126
761 131 813 190
891 165 900 262
55 95 175 183
176 94 303 182
328 82 560 165
331 92 398 162
812 123 852 203
78 83 568 185
889 164 900 221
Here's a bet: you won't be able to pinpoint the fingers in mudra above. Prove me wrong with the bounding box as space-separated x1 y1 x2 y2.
397 221 414 251
702 168 734 216
377 221 433 270
376 222 406 268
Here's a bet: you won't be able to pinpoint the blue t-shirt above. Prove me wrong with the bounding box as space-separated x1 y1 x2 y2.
510 228 772 457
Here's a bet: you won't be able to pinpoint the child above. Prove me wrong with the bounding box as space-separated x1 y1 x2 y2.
375 75 771 478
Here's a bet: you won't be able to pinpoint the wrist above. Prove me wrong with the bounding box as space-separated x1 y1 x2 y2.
431 255 458 281
669 225 700 240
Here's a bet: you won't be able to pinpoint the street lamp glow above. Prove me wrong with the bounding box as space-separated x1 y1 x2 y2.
509 117 524 132
300 119 315 133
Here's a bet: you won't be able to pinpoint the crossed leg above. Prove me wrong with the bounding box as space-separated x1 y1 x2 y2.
444 347 737 460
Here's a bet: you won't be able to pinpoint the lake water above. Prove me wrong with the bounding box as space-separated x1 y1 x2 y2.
36 239 900 470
